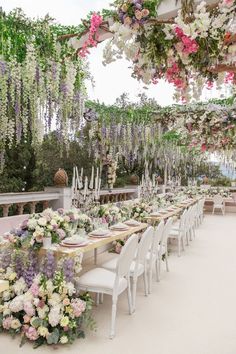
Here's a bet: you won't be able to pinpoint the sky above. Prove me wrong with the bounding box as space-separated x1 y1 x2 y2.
1 0 229 106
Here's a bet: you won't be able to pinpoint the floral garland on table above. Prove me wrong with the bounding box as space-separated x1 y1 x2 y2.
88 203 127 226
184 186 232 198
0 248 95 347
4 208 92 250
130 201 152 222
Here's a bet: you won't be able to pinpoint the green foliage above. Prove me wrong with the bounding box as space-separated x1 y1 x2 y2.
210 177 232 187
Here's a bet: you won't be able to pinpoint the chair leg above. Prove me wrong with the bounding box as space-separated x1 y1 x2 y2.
165 251 169 272
178 238 181 257
148 263 153 294
110 296 117 339
100 293 104 304
132 277 138 313
127 279 133 315
155 258 160 282
143 270 148 296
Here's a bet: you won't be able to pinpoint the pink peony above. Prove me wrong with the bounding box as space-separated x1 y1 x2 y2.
56 228 66 239
71 299 86 317
30 283 39 297
3 317 12 330
174 26 184 39
223 0 234 7
25 326 39 341
24 302 35 317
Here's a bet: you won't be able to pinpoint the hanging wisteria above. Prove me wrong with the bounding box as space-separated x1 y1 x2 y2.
0 8 89 169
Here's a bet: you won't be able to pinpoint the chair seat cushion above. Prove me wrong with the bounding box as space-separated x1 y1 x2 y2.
102 257 144 277
169 229 179 237
214 204 224 208
78 268 127 295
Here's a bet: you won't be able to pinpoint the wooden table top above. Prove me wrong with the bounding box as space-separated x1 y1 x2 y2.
145 199 198 223
145 208 182 222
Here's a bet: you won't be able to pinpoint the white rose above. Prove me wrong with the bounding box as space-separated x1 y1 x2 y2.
60 335 68 344
37 217 47 227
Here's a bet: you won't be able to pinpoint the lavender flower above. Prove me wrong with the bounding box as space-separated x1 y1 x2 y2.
41 251 56 279
62 258 75 282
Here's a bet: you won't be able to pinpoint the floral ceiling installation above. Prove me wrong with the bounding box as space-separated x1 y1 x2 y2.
67 0 236 101
0 9 90 169
155 97 236 150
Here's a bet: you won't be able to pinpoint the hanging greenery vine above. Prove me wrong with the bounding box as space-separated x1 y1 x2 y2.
0 8 90 169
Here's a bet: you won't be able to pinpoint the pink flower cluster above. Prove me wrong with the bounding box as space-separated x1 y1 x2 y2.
71 298 86 317
174 27 199 54
225 72 235 84
79 13 103 57
166 62 186 89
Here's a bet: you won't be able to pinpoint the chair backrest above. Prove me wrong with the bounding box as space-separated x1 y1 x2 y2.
179 209 187 229
116 234 138 278
152 221 165 254
136 226 154 265
161 217 173 245
213 194 224 205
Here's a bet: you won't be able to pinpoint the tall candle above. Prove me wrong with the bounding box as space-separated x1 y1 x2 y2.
83 177 88 200
89 166 94 190
98 177 101 197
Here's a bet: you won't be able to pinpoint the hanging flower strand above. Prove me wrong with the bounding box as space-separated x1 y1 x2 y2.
79 13 103 57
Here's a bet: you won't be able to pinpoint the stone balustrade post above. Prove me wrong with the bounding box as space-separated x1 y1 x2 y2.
44 187 72 211
2 204 11 217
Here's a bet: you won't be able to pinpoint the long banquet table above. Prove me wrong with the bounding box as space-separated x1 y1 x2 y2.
41 222 149 263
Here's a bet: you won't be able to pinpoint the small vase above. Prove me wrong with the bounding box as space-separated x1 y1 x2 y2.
77 228 86 237
43 236 52 248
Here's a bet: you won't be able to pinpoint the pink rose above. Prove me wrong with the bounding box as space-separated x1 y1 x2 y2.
63 298 70 306
3 317 12 330
25 326 39 341
23 315 31 323
35 234 43 243
124 16 132 26
141 9 149 17
135 10 142 20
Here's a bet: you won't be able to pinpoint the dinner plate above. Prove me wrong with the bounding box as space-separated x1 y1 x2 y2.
89 229 111 236
124 219 140 226
89 232 112 238
60 240 89 248
63 235 86 244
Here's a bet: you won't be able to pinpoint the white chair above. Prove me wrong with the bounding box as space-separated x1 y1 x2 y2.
102 227 154 313
186 205 196 241
160 217 173 273
212 194 225 215
147 220 165 290
195 198 205 226
77 234 138 339
169 210 187 257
